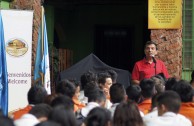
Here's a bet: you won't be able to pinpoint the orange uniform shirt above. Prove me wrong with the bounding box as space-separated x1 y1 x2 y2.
138 98 152 115
179 102 194 126
73 98 85 112
12 105 32 120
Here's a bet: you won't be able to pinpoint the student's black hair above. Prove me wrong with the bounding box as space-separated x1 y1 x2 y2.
165 77 179 90
50 95 74 110
68 78 80 88
110 83 126 103
80 71 97 90
113 100 144 126
151 93 161 110
55 79 76 98
107 69 118 83
85 107 111 126
29 103 53 119
140 79 155 98
87 88 106 103
171 80 193 102
48 107 77 126
151 75 165 93
28 84 47 105
84 81 99 97
98 72 112 85
126 85 141 103
157 91 181 113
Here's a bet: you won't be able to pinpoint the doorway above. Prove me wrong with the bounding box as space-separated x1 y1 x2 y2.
45 0 150 73
94 25 135 72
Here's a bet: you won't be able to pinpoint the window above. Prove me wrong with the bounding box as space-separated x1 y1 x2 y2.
182 0 194 70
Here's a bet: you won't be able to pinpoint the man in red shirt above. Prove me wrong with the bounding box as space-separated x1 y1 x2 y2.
132 41 169 85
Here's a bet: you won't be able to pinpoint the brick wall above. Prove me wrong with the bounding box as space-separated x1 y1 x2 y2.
10 0 42 84
151 29 182 78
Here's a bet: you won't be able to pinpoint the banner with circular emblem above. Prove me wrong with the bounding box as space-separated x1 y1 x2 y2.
1 10 33 112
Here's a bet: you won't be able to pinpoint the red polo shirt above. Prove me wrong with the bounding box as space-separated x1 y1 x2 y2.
132 58 169 81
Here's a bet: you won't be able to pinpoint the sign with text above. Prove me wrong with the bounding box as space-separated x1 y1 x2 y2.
148 0 182 29
1 10 33 112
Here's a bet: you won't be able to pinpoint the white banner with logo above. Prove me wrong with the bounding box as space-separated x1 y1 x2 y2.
1 10 33 112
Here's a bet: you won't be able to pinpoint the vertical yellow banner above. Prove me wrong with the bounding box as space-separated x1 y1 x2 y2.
148 0 182 29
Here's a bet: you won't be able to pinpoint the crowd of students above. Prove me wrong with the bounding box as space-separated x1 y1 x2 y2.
0 70 194 126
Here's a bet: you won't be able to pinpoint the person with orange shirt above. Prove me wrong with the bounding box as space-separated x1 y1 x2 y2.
172 80 194 125
144 91 192 126
72 80 85 111
56 79 79 112
138 79 156 115
12 85 47 120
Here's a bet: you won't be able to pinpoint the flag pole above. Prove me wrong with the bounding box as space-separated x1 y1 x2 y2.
41 5 44 86
0 14 8 116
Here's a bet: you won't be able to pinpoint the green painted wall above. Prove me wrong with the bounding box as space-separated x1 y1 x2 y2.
45 5 54 45
1 1 10 9
54 4 145 64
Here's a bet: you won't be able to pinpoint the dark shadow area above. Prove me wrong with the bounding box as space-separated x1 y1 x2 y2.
45 0 150 73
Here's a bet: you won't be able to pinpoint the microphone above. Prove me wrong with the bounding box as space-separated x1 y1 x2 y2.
151 55 156 63
152 55 156 75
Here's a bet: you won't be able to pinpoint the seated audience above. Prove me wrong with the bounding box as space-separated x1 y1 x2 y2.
13 85 47 120
14 103 52 126
172 80 194 125
109 83 127 117
138 79 156 114
29 103 52 122
126 84 144 116
151 75 165 93
44 93 59 105
98 72 113 109
50 95 74 111
143 93 161 120
55 79 78 112
80 71 98 91
55 79 76 98
113 100 144 126
144 91 192 126
76 88 106 120
49 107 77 126
84 107 111 126
165 77 178 91
126 84 142 103
80 71 98 104
70 79 85 111
107 69 118 84
84 81 99 99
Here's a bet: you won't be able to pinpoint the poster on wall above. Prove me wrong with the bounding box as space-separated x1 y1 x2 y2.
1 10 33 112
148 0 182 29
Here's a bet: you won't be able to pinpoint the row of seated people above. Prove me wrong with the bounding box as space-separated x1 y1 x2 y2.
5 70 194 126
